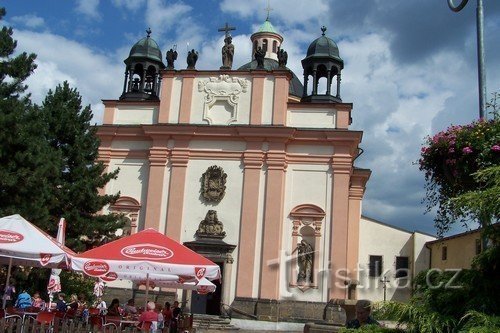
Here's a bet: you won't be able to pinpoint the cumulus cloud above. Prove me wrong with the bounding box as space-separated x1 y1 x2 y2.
11 14 45 29
15 30 123 123
75 0 102 21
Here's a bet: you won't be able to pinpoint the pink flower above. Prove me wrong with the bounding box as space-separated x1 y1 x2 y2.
492 145 500 152
462 147 473 154
449 148 455 153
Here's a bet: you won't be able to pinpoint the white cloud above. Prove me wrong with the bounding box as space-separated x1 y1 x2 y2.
112 0 146 11
15 30 123 123
11 14 45 29
75 0 102 21
220 0 330 27
145 0 192 37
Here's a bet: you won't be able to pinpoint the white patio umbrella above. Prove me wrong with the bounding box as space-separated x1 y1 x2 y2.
0 214 74 308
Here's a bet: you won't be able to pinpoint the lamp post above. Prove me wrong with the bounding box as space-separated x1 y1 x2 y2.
447 0 487 119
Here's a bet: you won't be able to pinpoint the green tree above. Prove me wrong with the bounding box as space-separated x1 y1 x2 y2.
37 82 125 251
0 8 57 222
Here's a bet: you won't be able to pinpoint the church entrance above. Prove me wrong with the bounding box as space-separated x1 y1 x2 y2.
191 262 223 315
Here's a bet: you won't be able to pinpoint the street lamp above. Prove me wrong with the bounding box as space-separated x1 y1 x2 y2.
447 0 487 119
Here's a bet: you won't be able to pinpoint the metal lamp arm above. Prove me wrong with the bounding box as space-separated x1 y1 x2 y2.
447 0 469 12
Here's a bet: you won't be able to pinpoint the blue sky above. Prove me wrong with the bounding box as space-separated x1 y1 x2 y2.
3 0 500 236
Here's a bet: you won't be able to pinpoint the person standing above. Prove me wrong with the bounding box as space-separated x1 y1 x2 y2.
169 301 181 333
162 301 172 332
3 278 16 308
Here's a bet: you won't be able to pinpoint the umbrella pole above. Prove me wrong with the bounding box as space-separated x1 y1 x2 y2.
2 257 12 309
144 273 150 309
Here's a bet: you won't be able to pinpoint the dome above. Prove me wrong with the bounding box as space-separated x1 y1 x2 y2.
304 27 342 62
257 19 278 34
238 59 303 98
125 34 163 65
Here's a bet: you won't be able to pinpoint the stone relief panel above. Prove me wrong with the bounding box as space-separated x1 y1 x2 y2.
196 210 226 239
200 165 227 203
197 75 248 125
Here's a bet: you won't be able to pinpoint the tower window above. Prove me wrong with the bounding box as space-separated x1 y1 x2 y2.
273 41 278 53
263 39 268 52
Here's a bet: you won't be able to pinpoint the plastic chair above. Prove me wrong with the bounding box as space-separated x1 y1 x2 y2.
26 311 56 333
89 315 118 332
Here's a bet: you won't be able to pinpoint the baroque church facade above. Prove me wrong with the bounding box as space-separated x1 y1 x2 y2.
97 18 432 322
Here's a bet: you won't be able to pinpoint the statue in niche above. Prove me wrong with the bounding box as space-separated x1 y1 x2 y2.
166 48 178 69
201 165 227 203
196 210 226 239
277 47 288 68
296 240 314 284
187 49 199 69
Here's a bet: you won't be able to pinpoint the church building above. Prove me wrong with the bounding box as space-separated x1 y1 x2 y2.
96 17 432 323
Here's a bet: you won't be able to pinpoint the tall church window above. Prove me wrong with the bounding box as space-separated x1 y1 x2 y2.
369 255 383 277
395 256 409 278
109 196 141 236
263 39 268 52
273 41 277 53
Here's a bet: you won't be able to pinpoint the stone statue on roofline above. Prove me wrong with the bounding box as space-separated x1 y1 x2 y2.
221 36 235 69
187 49 198 69
277 47 288 68
255 46 265 69
166 47 178 69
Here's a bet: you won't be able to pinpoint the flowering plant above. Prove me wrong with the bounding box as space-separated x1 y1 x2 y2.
419 113 499 233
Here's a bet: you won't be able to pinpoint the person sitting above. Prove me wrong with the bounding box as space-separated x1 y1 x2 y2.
31 292 45 309
67 294 79 311
94 297 107 315
15 289 32 309
107 298 121 317
55 293 67 312
346 299 381 328
137 301 158 330
123 298 137 316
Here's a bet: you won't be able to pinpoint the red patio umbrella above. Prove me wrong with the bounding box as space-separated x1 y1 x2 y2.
71 229 220 297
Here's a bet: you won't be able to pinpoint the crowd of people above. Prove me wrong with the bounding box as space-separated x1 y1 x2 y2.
2 279 185 332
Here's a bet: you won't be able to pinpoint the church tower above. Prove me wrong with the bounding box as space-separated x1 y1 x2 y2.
250 18 283 61
120 29 165 101
301 26 344 103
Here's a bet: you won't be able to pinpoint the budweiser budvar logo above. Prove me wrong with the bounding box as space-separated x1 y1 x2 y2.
0 230 24 243
100 272 118 282
40 253 52 266
195 267 206 279
120 244 173 260
83 260 109 276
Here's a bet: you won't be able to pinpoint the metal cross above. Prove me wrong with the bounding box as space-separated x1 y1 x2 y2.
218 22 236 38
146 27 152 38
265 0 273 20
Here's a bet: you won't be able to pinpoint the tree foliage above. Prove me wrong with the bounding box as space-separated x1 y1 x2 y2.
0 8 58 223
36 82 126 251
419 109 499 234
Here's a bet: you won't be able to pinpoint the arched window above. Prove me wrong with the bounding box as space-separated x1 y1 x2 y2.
109 196 141 236
273 41 278 53
253 40 258 56
263 39 268 52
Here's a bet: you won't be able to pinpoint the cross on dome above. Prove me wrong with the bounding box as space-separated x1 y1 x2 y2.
321 26 327 36
146 27 152 38
265 0 273 21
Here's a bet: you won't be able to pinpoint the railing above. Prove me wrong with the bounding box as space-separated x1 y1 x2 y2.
220 303 258 320
0 316 148 333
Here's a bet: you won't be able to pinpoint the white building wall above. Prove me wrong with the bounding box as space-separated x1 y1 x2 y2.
113 105 158 125
287 108 336 128
357 217 414 302
412 232 434 278
169 77 183 123
261 76 275 125
280 164 331 302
